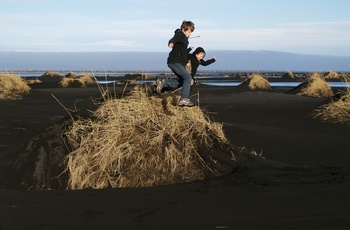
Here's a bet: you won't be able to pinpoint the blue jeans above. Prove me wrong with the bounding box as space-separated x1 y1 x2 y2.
167 63 192 99
162 77 181 90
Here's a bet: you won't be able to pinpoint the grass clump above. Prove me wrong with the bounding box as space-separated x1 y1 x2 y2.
64 86 235 190
0 74 31 100
60 74 94 88
26 78 41 84
42 71 61 77
59 77 75 87
248 74 271 90
313 80 350 124
297 72 334 98
282 71 295 79
324 71 340 80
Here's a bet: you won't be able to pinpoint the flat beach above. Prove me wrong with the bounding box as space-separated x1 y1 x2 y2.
0 79 350 229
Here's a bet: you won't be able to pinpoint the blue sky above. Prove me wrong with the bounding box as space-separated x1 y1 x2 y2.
1 0 350 56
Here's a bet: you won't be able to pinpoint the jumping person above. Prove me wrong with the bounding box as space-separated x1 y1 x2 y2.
156 46 216 94
165 20 195 107
187 47 216 84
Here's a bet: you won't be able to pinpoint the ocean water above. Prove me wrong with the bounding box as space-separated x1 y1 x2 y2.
194 81 348 88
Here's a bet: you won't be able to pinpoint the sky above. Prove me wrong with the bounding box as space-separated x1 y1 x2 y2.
1 0 350 56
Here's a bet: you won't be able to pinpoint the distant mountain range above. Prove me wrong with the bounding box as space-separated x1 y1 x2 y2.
0 50 349 72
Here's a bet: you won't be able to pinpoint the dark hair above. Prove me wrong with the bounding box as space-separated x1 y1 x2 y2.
193 47 205 55
181 20 195 32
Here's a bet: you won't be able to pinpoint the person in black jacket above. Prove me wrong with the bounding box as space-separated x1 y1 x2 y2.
165 20 195 107
187 47 216 84
156 46 216 94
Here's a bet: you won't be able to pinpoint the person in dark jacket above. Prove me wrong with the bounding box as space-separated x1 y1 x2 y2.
187 47 216 84
165 20 195 107
156 46 216 94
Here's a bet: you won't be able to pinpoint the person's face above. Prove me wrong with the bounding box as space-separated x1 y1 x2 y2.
182 29 193 38
196 52 205 61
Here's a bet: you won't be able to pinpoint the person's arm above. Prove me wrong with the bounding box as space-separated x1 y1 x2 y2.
200 56 216 66
168 37 175 48
168 29 182 48
187 46 194 53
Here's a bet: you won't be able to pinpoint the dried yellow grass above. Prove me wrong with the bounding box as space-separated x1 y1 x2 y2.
282 71 295 79
42 71 61 77
297 72 334 98
64 86 235 189
248 74 271 90
26 78 42 84
313 79 350 124
324 71 340 80
78 74 94 86
59 77 75 87
0 74 31 100
59 74 94 88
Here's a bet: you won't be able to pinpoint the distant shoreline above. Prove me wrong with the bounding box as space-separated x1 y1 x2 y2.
2 69 349 74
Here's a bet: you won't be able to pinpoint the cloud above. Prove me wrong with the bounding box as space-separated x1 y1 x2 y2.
1 6 349 56
279 20 350 27
193 24 350 56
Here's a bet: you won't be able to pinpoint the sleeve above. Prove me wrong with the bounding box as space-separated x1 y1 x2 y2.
168 35 176 46
168 29 181 45
200 58 216 66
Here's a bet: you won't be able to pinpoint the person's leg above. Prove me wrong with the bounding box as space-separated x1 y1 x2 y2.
167 63 192 100
173 72 184 87
163 77 181 90
156 76 180 93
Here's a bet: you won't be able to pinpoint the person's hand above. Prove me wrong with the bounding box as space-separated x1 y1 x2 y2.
190 45 195 49
168 43 174 48
213 56 216 60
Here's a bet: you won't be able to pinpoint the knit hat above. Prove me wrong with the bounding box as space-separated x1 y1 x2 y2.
193 47 205 55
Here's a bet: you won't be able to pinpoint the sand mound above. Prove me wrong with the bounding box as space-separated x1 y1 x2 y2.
297 72 333 98
10 118 72 190
238 74 271 90
7 86 291 190
313 86 350 125
0 74 31 100
63 86 237 189
60 74 95 88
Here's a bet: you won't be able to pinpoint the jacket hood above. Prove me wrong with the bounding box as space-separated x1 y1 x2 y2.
193 47 205 55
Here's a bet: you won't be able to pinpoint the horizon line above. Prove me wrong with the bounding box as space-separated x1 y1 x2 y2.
2 69 348 73
0 50 349 58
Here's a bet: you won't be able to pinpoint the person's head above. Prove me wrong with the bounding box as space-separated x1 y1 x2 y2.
193 47 206 61
180 20 195 38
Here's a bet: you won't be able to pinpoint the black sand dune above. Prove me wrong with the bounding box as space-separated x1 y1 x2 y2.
0 81 350 229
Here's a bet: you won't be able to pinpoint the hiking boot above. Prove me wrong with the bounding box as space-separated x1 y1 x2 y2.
156 77 163 94
179 98 195 107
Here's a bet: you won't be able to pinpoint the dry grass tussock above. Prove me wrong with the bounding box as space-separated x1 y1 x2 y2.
64 86 235 189
248 74 271 90
282 71 298 79
25 78 41 84
0 74 30 100
42 71 61 77
324 71 340 80
297 72 334 98
60 74 94 87
313 78 350 124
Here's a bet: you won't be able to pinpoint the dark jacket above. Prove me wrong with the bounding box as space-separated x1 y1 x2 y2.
167 29 189 66
188 47 216 77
